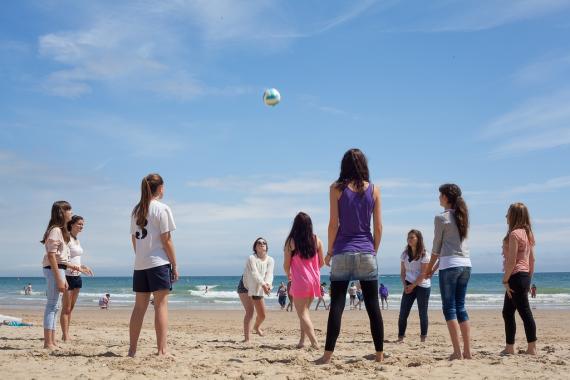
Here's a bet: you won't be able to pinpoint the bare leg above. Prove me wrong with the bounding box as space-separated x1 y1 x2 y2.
294 297 319 348
459 321 472 359
153 289 170 356
128 292 151 357
446 320 462 360
252 298 266 336
61 288 80 342
239 293 254 342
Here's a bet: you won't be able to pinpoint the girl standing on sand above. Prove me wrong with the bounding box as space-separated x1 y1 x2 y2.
283 212 324 349
426 184 472 360
60 215 93 342
317 148 384 364
41 201 88 349
398 229 431 342
128 173 178 357
237 237 274 342
501 202 537 355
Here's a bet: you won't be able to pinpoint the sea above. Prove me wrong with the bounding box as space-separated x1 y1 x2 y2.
1 273 569 311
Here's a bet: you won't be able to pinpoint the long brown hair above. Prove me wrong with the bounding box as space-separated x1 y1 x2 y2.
132 173 164 228
439 183 469 241
41 201 72 244
405 229 426 261
504 202 535 245
285 212 316 260
335 148 370 194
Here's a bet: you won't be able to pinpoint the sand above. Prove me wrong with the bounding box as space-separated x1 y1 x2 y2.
0 307 569 379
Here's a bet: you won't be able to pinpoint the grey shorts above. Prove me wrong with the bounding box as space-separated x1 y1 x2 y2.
330 252 378 282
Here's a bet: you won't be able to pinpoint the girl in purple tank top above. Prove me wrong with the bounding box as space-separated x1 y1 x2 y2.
316 148 385 364
283 212 324 349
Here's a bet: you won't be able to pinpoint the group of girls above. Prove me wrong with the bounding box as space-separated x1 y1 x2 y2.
40 148 538 361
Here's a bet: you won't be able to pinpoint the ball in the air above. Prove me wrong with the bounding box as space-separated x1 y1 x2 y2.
263 88 281 106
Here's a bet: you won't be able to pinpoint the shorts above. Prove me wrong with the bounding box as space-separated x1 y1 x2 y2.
66 275 82 290
237 276 248 294
330 252 378 282
133 264 172 293
252 295 263 300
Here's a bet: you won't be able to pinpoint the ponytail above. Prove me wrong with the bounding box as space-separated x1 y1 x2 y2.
439 183 469 241
132 174 164 228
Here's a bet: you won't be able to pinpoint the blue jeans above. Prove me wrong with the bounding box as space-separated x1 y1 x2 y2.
439 266 471 322
398 283 431 337
330 252 377 281
43 268 65 330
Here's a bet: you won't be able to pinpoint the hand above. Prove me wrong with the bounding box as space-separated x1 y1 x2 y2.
80 265 94 276
57 278 68 293
426 270 434 279
405 284 415 294
503 282 514 299
171 266 179 282
262 283 271 295
325 254 332 267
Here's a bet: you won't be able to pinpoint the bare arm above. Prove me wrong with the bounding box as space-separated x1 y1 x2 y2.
131 235 136 254
502 233 518 284
426 254 439 277
529 245 535 278
372 185 382 252
283 240 292 278
326 184 340 266
160 231 179 282
48 252 67 293
317 238 325 268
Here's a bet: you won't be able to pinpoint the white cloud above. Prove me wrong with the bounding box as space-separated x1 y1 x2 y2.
513 53 570 85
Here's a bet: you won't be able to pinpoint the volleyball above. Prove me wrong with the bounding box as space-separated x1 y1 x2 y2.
263 88 281 106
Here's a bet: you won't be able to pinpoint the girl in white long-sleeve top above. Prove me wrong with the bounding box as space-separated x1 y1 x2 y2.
237 237 274 342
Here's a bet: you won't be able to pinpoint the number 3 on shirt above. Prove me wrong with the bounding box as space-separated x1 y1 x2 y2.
135 219 148 240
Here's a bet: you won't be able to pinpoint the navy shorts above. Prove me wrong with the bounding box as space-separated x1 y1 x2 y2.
66 275 82 290
133 264 172 293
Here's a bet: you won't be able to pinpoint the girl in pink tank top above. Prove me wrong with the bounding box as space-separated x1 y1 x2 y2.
284 212 325 349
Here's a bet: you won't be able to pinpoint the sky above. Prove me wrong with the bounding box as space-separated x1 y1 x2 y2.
1 0 570 276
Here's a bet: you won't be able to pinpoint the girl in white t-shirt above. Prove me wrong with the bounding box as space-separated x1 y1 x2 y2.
398 229 432 342
60 215 93 342
128 173 178 357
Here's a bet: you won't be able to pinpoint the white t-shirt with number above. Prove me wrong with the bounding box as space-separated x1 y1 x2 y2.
400 250 431 288
130 199 176 270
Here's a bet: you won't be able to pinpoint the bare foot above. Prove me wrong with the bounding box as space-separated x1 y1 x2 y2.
397 337 404 343
310 344 320 350
241 339 250 343
128 348 136 358
296 342 305 349
253 328 264 336
525 348 537 355
463 351 472 359
420 336 426 343
375 352 384 362
43 344 59 350
449 352 462 361
315 355 332 365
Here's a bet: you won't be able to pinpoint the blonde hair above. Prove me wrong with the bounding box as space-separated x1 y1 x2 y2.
504 202 535 246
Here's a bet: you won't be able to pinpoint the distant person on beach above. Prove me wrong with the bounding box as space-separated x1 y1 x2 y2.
277 282 288 310
286 280 294 312
315 283 328 310
348 282 357 309
99 293 110 309
355 283 364 310
24 283 32 295
283 212 324 349
60 215 93 342
501 202 537 356
128 173 178 357
41 201 86 350
530 284 537 298
317 148 384 364
426 184 472 361
379 284 389 310
398 229 431 343
204 286 208 294
237 237 274 342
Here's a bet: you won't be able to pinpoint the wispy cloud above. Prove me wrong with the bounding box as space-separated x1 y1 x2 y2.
513 53 570 86
480 90 570 156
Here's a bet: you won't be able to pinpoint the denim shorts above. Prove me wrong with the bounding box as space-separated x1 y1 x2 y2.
330 252 378 282
439 266 471 322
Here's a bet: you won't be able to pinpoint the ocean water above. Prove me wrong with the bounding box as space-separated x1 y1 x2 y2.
1 273 569 311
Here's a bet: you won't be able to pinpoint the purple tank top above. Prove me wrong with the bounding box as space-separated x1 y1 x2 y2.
332 184 375 255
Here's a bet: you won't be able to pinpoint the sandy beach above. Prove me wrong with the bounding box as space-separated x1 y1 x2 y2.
1 307 568 379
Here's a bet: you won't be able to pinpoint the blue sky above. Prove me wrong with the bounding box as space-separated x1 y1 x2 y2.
1 0 570 276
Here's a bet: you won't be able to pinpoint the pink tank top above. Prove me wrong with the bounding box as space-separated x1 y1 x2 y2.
290 240 321 298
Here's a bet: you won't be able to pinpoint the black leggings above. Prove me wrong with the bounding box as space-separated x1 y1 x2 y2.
502 272 537 344
324 279 384 352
